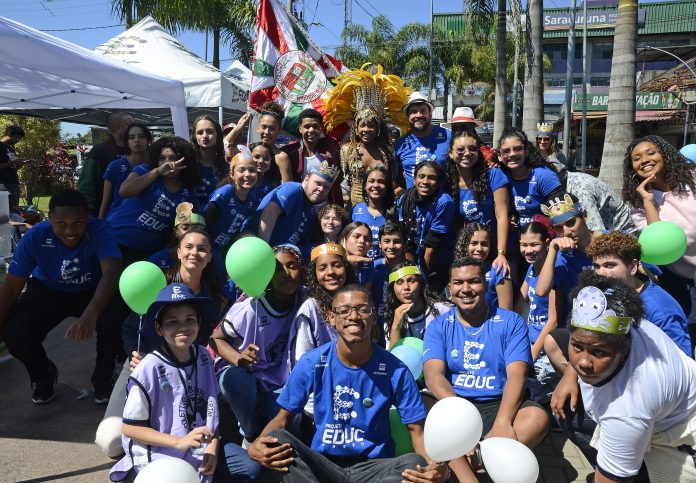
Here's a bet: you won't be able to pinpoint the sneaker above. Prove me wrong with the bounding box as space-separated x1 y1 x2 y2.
93 383 111 405
32 361 58 405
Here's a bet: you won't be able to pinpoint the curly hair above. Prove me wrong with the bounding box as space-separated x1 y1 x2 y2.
361 165 395 211
306 255 356 321
453 222 492 261
192 115 228 182
310 203 350 244
249 141 281 187
497 127 559 174
568 271 644 350
622 135 696 208
397 160 445 253
384 261 444 338
585 231 641 268
165 226 223 309
260 101 285 124
445 131 490 205
149 136 202 187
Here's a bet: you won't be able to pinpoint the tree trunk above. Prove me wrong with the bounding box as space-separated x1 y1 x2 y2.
494 0 508 144
599 0 637 194
522 0 544 136
213 27 221 68
443 79 450 123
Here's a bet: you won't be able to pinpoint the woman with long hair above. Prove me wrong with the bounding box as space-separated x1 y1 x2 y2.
191 115 229 205
351 165 394 260
249 141 282 198
99 122 152 219
622 135 696 318
339 221 373 288
253 101 295 183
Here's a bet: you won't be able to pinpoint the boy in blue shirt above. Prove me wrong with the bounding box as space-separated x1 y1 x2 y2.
0 190 122 404
423 257 549 481
247 284 449 483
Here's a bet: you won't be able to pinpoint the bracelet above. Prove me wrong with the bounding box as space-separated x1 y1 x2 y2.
497 248 506 255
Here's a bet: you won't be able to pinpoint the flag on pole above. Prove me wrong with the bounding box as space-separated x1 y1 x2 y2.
249 0 344 137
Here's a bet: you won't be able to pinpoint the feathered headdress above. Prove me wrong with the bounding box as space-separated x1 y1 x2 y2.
324 63 413 134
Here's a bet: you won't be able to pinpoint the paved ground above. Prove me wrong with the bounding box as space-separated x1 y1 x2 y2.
0 318 594 482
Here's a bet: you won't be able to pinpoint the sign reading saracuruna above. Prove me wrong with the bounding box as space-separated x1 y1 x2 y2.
544 9 645 30
274 50 327 104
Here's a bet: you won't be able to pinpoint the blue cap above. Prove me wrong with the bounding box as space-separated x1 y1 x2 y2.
141 283 219 338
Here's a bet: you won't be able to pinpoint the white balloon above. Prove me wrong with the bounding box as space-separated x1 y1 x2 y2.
424 397 483 462
94 416 124 458
134 456 200 483
479 437 539 483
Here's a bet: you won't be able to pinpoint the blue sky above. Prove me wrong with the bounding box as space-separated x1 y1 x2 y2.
2 0 556 134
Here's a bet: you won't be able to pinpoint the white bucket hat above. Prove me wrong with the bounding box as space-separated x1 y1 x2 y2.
441 106 483 128
403 91 435 114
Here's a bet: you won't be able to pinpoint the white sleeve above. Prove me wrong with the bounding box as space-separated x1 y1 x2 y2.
293 315 316 366
596 416 653 479
122 381 150 424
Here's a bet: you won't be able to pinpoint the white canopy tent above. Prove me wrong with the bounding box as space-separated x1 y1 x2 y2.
0 16 189 136
96 16 249 126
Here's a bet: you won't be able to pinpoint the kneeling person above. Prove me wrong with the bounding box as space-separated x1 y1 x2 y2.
248 284 448 483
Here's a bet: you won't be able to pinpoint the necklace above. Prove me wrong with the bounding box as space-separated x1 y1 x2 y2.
455 309 487 337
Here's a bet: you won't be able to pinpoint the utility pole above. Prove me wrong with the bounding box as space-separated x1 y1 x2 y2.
287 0 293 12
562 0 577 160
429 0 434 101
581 0 588 172
344 0 352 30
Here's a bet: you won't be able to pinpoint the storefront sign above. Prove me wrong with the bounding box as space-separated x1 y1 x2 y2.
544 9 645 30
572 92 683 111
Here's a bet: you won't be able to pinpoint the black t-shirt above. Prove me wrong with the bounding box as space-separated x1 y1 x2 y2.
0 141 19 184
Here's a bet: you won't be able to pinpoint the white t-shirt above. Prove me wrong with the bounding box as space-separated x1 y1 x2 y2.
580 320 696 479
303 152 326 178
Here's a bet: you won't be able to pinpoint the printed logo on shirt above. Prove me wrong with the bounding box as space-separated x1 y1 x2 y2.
461 199 479 220
414 146 432 165
322 384 365 447
60 258 91 285
151 194 176 217
178 386 213 431
462 341 486 370
453 341 496 390
41 237 54 248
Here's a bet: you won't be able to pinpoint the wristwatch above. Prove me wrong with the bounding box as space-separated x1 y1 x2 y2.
497 249 506 255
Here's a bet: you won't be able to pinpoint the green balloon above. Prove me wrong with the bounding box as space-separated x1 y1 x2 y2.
390 337 424 354
389 405 414 456
638 221 687 266
119 261 167 315
226 237 276 298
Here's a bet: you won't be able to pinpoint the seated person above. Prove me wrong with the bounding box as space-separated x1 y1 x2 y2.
554 272 696 483
248 284 449 483
423 257 549 482
0 189 122 404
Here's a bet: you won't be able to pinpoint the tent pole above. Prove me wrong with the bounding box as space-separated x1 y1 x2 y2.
219 106 223 127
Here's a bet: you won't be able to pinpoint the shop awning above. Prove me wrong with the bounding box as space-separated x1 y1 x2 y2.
571 109 683 121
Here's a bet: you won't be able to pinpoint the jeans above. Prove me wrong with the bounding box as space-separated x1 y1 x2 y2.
259 429 427 483
218 365 283 440
218 441 263 482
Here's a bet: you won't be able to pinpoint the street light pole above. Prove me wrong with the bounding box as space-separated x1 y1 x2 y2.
562 1 577 160
581 0 588 172
429 0 434 101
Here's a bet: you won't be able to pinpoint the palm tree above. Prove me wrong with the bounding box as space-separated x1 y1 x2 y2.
521 0 544 135
599 0 637 193
494 0 508 142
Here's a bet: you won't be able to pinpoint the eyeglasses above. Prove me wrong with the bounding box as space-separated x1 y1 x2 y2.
499 145 525 156
454 146 479 154
332 304 374 318
536 137 552 142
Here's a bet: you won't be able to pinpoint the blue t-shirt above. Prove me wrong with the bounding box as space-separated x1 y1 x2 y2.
395 126 451 188
105 165 198 252
208 184 259 250
355 259 374 286
371 259 391 335
485 264 508 310
398 191 455 267
254 182 315 247
640 280 691 356
351 202 386 260
525 263 550 344
459 168 509 227
195 165 223 207
8 218 121 292
509 167 560 227
252 179 276 200
277 341 427 459
423 307 532 402
553 249 593 324
102 157 143 211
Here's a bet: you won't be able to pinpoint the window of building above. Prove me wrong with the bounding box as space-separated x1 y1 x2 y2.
592 43 613 60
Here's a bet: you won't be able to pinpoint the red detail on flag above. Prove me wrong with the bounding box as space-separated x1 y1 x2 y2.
249 86 281 111
325 53 344 73
257 0 289 55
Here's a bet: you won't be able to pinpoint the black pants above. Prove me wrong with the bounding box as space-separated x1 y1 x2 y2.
259 429 427 483
3 279 126 385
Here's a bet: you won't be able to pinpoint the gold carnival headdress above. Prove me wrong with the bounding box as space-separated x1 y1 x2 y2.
324 63 413 134
536 122 554 137
541 194 582 225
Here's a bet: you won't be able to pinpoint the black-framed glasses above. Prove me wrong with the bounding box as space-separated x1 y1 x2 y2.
332 304 374 318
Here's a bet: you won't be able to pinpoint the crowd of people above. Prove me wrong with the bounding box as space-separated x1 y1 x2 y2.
0 78 695 483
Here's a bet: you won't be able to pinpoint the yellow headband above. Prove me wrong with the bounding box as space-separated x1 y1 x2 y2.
311 243 345 262
389 265 422 284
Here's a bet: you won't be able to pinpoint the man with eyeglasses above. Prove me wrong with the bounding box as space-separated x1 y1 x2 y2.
248 284 450 483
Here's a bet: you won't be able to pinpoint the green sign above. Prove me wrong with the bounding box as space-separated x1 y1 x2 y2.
573 92 683 111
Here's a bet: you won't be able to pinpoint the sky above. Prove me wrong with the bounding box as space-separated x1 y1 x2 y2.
1 0 569 135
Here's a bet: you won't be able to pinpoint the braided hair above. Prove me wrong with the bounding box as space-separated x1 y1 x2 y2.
453 222 492 261
497 127 559 174
192 115 228 182
622 135 696 208
445 131 490 206
397 160 445 253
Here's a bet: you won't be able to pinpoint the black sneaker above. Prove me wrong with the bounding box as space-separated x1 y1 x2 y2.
32 361 58 405
92 380 112 405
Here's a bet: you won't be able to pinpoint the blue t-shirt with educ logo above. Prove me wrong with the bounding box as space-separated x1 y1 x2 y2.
398 191 455 267
208 184 259 250
254 182 315 247
459 168 509 227
524 263 550 344
105 164 198 252
277 341 427 459
509 166 560 227
351 202 386 260
102 157 145 212
8 218 121 292
423 306 532 402
395 126 451 188
195 165 223 208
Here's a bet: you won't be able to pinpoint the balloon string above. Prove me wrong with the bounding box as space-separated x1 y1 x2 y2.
137 314 142 354
253 298 258 346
